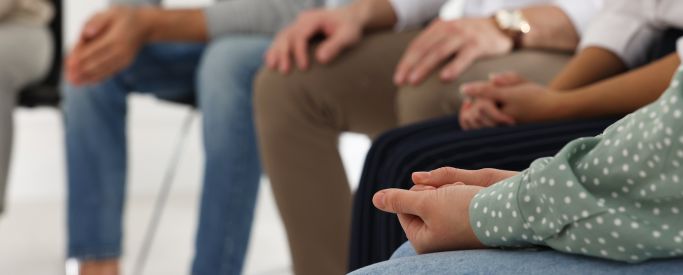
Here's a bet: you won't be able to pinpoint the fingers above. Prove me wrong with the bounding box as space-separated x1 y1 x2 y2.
373 188 429 215
394 25 449 85
405 37 464 85
440 46 480 81
81 11 112 42
293 22 320 70
412 167 487 187
490 71 526 87
315 25 360 64
479 100 515 126
460 81 503 101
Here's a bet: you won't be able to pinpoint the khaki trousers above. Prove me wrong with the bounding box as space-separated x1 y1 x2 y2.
253 30 570 275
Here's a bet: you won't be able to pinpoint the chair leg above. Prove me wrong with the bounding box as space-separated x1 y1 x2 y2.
132 108 196 275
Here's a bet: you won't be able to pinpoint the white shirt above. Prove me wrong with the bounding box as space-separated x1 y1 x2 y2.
580 0 683 68
388 0 603 36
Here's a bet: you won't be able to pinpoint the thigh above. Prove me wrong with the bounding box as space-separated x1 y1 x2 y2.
0 23 51 92
255 30 419 138
118 43 205 102
351 243 683 275
396 50 572 125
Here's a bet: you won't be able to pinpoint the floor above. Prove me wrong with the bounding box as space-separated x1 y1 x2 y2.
0 1 371 274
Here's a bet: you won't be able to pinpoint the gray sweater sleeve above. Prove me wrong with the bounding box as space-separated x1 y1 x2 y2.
109 0 322 39
204 0 323 38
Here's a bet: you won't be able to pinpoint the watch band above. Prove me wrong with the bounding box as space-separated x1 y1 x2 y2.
494 10 531 49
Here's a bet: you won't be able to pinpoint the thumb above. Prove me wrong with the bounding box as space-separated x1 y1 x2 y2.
489 71 526 87
412 167 484 187
315 25 359 64
81 11 113 41
460 82 504 101
373 188 429 215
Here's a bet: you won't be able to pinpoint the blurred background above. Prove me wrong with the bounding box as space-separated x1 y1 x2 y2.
0 0 370 274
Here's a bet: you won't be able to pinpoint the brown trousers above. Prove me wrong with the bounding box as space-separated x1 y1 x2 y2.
253 30 571 275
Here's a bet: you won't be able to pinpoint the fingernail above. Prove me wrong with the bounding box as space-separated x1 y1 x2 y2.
413 171 430 182
374 191 385 208
409 73 419 84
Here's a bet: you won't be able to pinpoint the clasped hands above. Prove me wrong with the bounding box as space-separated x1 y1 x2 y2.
373 167 517 254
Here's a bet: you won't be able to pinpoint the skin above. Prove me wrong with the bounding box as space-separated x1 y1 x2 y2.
268 2 579 88
66 6 208 85
67 5 209 275
373 167 518 254
265 0 397 74
461 50 681 125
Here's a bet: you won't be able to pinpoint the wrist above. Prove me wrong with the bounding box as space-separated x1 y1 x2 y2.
136 6 161 42
547 91 581 120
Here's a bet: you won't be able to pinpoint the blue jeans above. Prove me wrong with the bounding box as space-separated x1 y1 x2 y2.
349 242 683 275
62 35 271 275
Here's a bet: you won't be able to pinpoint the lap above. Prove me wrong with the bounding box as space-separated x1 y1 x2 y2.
351 242 683 275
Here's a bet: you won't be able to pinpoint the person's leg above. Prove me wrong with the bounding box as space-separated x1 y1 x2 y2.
350 242 683 275
253 30 418 275
0 23 51 215
396 50 572 125
63 43 203 272
191 35 271 275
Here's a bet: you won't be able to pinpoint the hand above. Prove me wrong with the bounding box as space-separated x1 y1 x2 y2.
461 73 565 123
373 183 486 253
264 8 363 74
66 6 151 85
412 167 518 189
459 72 526 130
394 18 512 86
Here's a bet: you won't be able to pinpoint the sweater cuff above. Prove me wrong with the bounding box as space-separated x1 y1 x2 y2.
469 172 540 247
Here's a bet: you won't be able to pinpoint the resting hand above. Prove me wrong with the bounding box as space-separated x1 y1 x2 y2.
394 18 512 86
265 8 363 74
66 6 149 85
373 182 486 253
461 73 564 123
458 72 527 130
412 167 518 189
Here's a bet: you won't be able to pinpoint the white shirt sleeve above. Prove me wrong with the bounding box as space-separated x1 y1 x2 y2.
579 0 662 68
388 0 448 31
552 0 603 36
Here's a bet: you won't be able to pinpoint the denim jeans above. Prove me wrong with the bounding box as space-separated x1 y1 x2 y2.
349 242 683 275
62 35 271 275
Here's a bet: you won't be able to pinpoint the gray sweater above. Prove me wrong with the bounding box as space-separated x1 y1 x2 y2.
113 0 326 39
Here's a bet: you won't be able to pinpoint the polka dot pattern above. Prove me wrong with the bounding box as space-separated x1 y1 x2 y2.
469 66 683 263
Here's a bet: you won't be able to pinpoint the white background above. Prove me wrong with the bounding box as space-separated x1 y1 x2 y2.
0 0 370 274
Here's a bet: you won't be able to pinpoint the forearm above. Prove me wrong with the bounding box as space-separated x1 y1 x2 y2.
346 0 397 31
549 47 627 91
138 7 208 42
558 53 680 119
519 5 579 51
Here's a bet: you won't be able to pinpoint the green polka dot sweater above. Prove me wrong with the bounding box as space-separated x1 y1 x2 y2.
470 66 683 263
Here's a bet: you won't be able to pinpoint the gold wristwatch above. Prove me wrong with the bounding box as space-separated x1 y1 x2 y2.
494 10 531 49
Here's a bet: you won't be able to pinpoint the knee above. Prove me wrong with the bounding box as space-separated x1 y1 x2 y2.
396 75 463 125
197 36 270 98
253 68 305 128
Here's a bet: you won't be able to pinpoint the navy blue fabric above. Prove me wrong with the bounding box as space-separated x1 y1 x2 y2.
349 115 620 271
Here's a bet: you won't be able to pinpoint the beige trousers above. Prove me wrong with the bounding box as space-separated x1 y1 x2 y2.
253 30 571 275
0 23 52 214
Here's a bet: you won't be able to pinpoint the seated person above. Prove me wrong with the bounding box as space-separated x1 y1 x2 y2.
351 0 683 273
355 63 683 273
254 0 602 273
61 0 320 274
349 0 683 268
0 0 53 215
